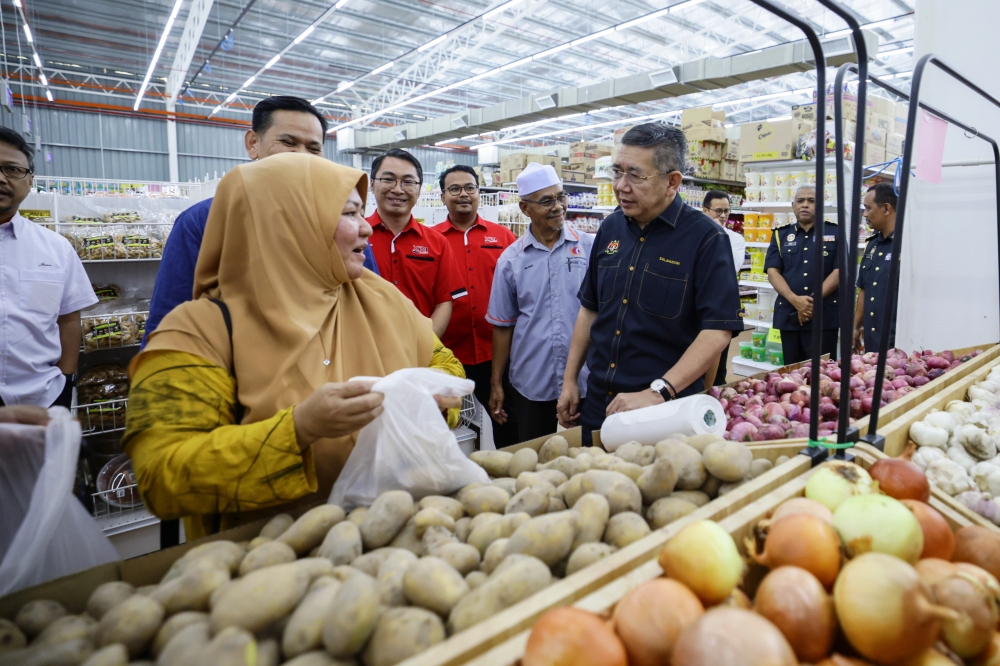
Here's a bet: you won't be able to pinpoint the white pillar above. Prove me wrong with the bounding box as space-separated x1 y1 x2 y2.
895 0 1000 351
166 100 179 183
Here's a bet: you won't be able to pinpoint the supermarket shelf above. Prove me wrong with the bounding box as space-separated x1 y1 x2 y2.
563 182 598 191
82 258 162 264
739 289 758 297
566 208 607 214
593 205 617 211
93 507 159 537
74 397 128 434
684 176 746 188
748 320 773 328
739 280 774 290
732 356 782 376
746 241 770 248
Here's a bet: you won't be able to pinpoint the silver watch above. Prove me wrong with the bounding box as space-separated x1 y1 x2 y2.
650 378 674 402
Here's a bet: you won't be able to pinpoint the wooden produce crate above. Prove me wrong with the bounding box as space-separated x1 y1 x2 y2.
400 444 812 666
454 454 977 666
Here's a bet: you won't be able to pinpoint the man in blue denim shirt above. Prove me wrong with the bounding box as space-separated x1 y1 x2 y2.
144 96 377 345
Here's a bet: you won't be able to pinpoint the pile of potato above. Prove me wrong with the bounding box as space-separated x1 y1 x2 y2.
0 433 767 666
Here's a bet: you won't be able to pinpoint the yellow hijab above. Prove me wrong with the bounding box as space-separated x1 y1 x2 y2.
141 153 435 493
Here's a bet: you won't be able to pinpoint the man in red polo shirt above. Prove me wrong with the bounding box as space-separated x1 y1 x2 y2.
366 149 467 338
432 165 518 445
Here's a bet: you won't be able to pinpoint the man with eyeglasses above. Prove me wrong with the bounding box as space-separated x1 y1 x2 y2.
557 123 744 444
431 165 518 445
0 126 97 408
367 148 466 339
703 190 745 386
487 162 593 442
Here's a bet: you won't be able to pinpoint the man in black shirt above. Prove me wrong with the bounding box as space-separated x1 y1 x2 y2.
854 182 898 353
556 122 744 444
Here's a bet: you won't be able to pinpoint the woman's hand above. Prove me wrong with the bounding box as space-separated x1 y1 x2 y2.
434 395 462 411
0 405 49 425
293 380 384 449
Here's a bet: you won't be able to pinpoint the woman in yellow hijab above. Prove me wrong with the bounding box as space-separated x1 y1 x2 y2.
123 153 465 540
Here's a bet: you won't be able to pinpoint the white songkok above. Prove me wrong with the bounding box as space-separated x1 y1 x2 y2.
516 162 561 196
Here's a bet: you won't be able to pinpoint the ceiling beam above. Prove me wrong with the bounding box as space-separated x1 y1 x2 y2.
167 0 215 102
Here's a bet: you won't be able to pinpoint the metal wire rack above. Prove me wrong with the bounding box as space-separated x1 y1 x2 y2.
74 397 128 435
81 311 148 353
54 222 173 262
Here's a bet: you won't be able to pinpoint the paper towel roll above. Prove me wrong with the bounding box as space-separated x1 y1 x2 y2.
600 394 727 451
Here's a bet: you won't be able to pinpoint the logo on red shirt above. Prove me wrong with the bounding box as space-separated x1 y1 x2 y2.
484 236 498 243
411 245 429 255
571 246 583 256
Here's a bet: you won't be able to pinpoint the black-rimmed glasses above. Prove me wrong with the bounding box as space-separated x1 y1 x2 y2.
444 184 479 195
521 192 568 208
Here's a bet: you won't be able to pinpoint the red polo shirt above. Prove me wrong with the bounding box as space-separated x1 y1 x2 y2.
431 215 516 366
367 210 467 318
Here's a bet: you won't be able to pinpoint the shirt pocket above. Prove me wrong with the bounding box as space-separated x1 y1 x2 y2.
597 257 620 305
19 269 64 316
638 265 688 319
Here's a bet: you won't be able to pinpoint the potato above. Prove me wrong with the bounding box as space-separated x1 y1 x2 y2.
199 626 255 666
346 507 368 526
278 505 346 555
539 435 569 462
492 478 518 495
579 470 642 515
591 455 617 471
467 513 530 554
360 491 415 550
613 442 642 463
637 458 678 504
514 472 555 496
558 475 586 508
86 582 135 621
387 521 422 557
14 599 66 639
418 496 464 521
97 595 164 658
210 561 310 634
377 549 418 607
136 585 158 595
571 493 610 550
402 557 469 616
566 543 617 576
257 638 280 666
655 440 706 490
635 446 656 466
573 454 593 475
504 511 579 566
507 448 538 478
79 643 127 666
470 450 514 477
469 512 503 531
454 482 488 504
0 637 93 666
461 486 510 516
481 538 510 575
776 455 790 465
283 652 349 666
548 497 567 513
318 520 363 566
154 620 210 666
702 441 753 482
750 458 774 478
247 536 272 551
505 487 549 517
434 542 481 576
283 577 341 658
259 513 295 540
670 490 710 507
414 508 456 538
603 512 650 548
363 607 445 666
331 566 367 582
447 555 552 634
700 473 723 499
686 433 725 453
208 579 235 611
235 540 296 577
542 457 575 480
0 619 26 654
454 516 472 543
647 497 698 529
151 612 207 658
34 614 97 645
149 559 229 615
294 557 336 580
465 571 489 590
321 573 380 658
161 541 243 585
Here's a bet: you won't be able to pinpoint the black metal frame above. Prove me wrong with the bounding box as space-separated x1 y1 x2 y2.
857 56 1000 449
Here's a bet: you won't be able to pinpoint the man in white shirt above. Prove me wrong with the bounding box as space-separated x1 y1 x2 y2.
0 126 96 407
702 190 745 387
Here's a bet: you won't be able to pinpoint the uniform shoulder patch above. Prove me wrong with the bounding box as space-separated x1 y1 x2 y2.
605 240 620 254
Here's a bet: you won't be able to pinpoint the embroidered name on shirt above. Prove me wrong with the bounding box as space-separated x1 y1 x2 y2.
823 235 836 242
411 245 429 255
606 240 620 255
659 257 680 265
485 236 498 243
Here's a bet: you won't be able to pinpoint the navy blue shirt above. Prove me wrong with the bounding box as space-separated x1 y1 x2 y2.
856 231 897 353
764 221 840 331
578 195 744 410
143 197 379 345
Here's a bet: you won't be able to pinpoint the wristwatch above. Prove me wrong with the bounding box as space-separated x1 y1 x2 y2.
650 378 675 402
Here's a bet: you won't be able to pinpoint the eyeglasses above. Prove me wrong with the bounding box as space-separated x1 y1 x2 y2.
444 184 479 196
521 192 568 208
0 165 32 180
373 176 421 192
708 207 731 217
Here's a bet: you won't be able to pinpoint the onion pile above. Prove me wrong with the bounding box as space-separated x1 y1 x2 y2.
711 348 974 442
523 459 1000 666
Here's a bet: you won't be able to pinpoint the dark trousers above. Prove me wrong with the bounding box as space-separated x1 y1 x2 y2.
509 384 567 443
463 361 520 449
780 328 839 365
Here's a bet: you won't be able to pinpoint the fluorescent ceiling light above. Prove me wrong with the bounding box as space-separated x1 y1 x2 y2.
533 42 573 59
264 55 281 70
32 53 41 68
484 0 526 20
225 92 238 103
243 75 256 87
39 73 48 86
293 25 316 45
45 90 52 101
13 0 21 7
571 28 615 46
418 34 448 52
500 56 533 71
23 24 32 43
335 0 349 7
880 46 913 59
372 61 394 75
133 0 184 110
337 80 354 92
311 96 325 104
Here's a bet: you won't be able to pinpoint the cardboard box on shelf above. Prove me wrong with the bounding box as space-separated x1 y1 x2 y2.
681 106 726 129
792 103 816 124
569 142 611 159
894 101 910 128
690 159 722 180
723 139 740 160
569 156 597 176
871 96 895 118
885 152 901 164
612 126 635 147
585 178 600 185
527 155 561 176
886 133 905 156
500 152 528 171
864 142 886 166
722 159 739 182
500 167 523 184
684 124 726 143
563 170 587 184
863 123 888 148
739 119 796 161
688 140 724 161
870 112 894 134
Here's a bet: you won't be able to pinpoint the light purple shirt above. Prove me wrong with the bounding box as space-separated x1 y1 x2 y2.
0 213 97 406
487 224 593 402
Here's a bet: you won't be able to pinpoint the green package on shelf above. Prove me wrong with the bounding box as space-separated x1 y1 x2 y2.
752 346 767 362
768 350 784 366
752 331 767 348
739 342 753 359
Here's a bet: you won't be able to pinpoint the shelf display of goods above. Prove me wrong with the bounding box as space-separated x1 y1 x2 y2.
713 348 981 442
523 459 1000 666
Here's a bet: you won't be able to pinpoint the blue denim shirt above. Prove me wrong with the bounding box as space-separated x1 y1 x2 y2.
487 224 593 402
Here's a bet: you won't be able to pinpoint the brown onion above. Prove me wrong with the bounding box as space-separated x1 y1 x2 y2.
814 656 876 666
902 500 956 561
671 607 797 666
894 648 969 665
523 607 627 666
834 552 960 664
719 588 753 610
659 521 745 606
754 566 836 663
955 563 1000 600
870 458 931 502
770 497 834 525
914 558 959 587
611 578 703 666
748 512 842 589
954 527 1000 581
972 633 1000 665
932 572 1000 658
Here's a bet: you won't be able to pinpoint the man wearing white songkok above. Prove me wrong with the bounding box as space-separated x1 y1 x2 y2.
486 162 593 441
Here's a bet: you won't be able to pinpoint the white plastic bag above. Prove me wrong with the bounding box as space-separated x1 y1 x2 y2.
0 407 118 595
330 369 488 508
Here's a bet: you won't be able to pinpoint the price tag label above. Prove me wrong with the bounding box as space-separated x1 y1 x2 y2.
767 327 782 344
